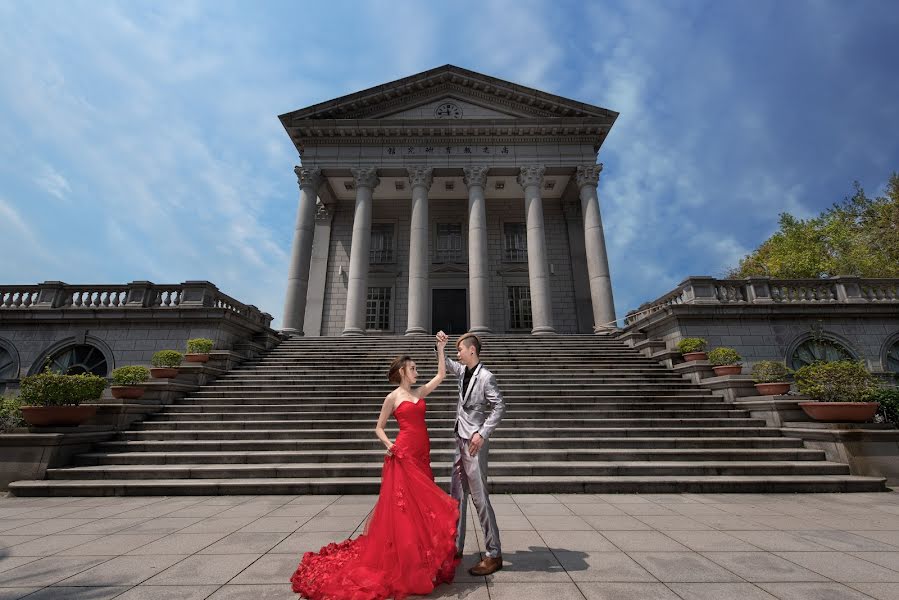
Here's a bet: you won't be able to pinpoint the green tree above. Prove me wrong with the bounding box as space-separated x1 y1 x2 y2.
729 173 899 278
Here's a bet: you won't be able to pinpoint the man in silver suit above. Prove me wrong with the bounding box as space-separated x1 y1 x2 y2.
436 330 505 576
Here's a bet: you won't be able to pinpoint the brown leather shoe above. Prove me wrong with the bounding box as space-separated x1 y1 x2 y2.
468 555 502 576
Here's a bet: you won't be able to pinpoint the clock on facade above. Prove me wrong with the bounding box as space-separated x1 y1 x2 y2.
435 102 463 119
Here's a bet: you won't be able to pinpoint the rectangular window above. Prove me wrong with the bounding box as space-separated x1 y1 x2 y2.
508 286 532 330
370 224 395 264
435 223 463 262
366 287 391 331
504 223 527 262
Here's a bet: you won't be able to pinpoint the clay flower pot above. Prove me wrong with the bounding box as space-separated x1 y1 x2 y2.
712 365 742 376
21 405 98 427
184 353 210 363
798 401 880 422
150 367 179 379
111 386 146 400
755 382 791 396
682 352 707 362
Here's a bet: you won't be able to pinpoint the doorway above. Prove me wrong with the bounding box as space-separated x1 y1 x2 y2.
431 289 467 334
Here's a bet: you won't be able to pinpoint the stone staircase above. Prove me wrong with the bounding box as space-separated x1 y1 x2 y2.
9 335 886 496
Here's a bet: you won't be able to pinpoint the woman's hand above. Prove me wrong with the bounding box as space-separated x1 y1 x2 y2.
436 331 448 351
386 443 395 457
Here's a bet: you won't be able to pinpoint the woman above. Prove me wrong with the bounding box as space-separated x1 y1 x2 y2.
291 332 460 600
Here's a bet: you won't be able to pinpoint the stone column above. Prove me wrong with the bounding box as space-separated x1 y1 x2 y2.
517 165 555 335
463 165 491 333
342 167 380 336
282 166 323 335
576 164 617 331
406 167 433 335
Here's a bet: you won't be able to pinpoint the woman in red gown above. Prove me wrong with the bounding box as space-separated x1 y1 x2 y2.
291 332 460 600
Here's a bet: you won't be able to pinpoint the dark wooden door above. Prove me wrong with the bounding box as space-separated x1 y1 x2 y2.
432 289 467 334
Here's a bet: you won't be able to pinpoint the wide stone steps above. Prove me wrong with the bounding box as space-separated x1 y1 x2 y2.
161 403 742 414
149 408 751 420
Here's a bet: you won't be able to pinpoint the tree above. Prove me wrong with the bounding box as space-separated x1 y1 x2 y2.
728 173 899 279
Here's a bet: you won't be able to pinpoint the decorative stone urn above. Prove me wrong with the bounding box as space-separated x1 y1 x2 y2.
798 402 880 422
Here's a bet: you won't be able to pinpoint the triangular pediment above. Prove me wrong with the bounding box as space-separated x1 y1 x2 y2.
376 95 521 120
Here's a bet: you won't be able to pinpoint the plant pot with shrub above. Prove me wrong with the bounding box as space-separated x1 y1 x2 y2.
18 370 106 427
185 338 214 363
677 338 708 361
708 347 742 376
1 395 25 432
110 366 151 400
794 360 880 422
873 387 899 427
150 350 183 379
751 361 793 396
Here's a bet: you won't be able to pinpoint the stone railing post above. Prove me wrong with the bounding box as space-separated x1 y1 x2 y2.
745 277 773 304
35 281 68 308
179 281 218 307
679 277 719 304
835 276 864 303
125 281 156 307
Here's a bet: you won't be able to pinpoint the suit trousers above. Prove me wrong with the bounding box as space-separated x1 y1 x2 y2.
450 434 501 558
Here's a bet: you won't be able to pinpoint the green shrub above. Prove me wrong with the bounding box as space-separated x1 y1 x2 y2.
708 347 742 366
19 370 106 407
872 387 899 426
186 338 214 354
1 395 24 432
151 350 183 368
676 338 708 354
751 361 793 383
794 360 879 403
110 366 150 386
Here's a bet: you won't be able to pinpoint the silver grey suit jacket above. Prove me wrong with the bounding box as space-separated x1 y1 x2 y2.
444 357 505 440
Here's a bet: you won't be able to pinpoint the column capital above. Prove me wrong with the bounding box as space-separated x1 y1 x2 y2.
575 163 604 189
463 165 490 188
516 164 545 189
351 167 380 190
294 166 323 191
406 166 434 190
314 198 332 222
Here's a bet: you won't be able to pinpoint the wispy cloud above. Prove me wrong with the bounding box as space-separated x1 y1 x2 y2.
34 163 71 200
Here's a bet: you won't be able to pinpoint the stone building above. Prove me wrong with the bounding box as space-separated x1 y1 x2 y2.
279 65 618 336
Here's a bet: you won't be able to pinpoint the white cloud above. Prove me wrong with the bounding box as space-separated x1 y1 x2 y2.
34 163 71 200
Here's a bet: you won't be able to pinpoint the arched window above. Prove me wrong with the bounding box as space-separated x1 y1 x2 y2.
789 338 854 370
886 340 899 374
0 343 17 379
44 344 109 377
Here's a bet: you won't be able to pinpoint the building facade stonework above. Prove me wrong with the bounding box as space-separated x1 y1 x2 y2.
278 65 618 336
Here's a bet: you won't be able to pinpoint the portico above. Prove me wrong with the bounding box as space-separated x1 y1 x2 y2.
278 65 619 336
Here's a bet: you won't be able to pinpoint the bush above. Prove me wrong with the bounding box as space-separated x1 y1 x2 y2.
872 387 899 426
708 347 742 366
677 338 708 354
19 370 106 407
794 360 879 403
186 338 214 354
110 366 150 386
751 361 793 383
1 395 24 432
151 350 183 368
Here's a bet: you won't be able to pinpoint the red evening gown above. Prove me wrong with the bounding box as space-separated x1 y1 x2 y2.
290 398 460 599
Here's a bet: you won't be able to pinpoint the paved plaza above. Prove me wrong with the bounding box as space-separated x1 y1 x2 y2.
1 491 899 599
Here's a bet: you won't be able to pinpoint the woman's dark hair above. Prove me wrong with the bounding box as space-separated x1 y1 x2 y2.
387 355 413 384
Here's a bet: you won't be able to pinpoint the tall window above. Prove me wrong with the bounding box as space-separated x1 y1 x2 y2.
508 286 532 330
436 223 463 262
370 224 394 264
504 223 527 262
366 287 392 331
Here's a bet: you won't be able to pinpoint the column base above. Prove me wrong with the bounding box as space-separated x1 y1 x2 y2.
404 327 428 336
341 328 366 337
469 326 492 334
280 328 304 337
593 325 619 335
531 326 557 336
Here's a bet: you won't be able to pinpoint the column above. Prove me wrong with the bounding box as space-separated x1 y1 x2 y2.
342 167 380 336
405 167 433 335
282 166 323 335
516 165 555 335
576 164 617 331
463 165 491 333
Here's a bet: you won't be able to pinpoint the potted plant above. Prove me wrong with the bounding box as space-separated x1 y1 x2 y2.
751 361 793 395
794 360 880 421
1 395 25 432
708 347 742 376
185 338 214 363
677 338 708 361
150 350 183 379
18 369 106 427
110 365 151 400
872 387 899 427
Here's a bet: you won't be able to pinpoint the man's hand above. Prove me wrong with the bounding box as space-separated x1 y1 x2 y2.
469 432 484 457
436 331 448 350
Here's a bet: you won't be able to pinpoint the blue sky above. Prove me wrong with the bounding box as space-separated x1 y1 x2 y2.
1 0 898 328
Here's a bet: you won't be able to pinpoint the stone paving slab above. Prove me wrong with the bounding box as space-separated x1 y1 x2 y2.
1 492 899 599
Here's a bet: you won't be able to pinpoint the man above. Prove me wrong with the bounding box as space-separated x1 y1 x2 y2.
436 330 505 576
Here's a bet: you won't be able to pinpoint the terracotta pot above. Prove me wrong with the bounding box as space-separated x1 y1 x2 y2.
185 353 210 363
21 405 98 427
755 382 791 396
150 367 179 379
111 386 146 400
712 365 742 376
798 401 880 422
682 352 707 361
